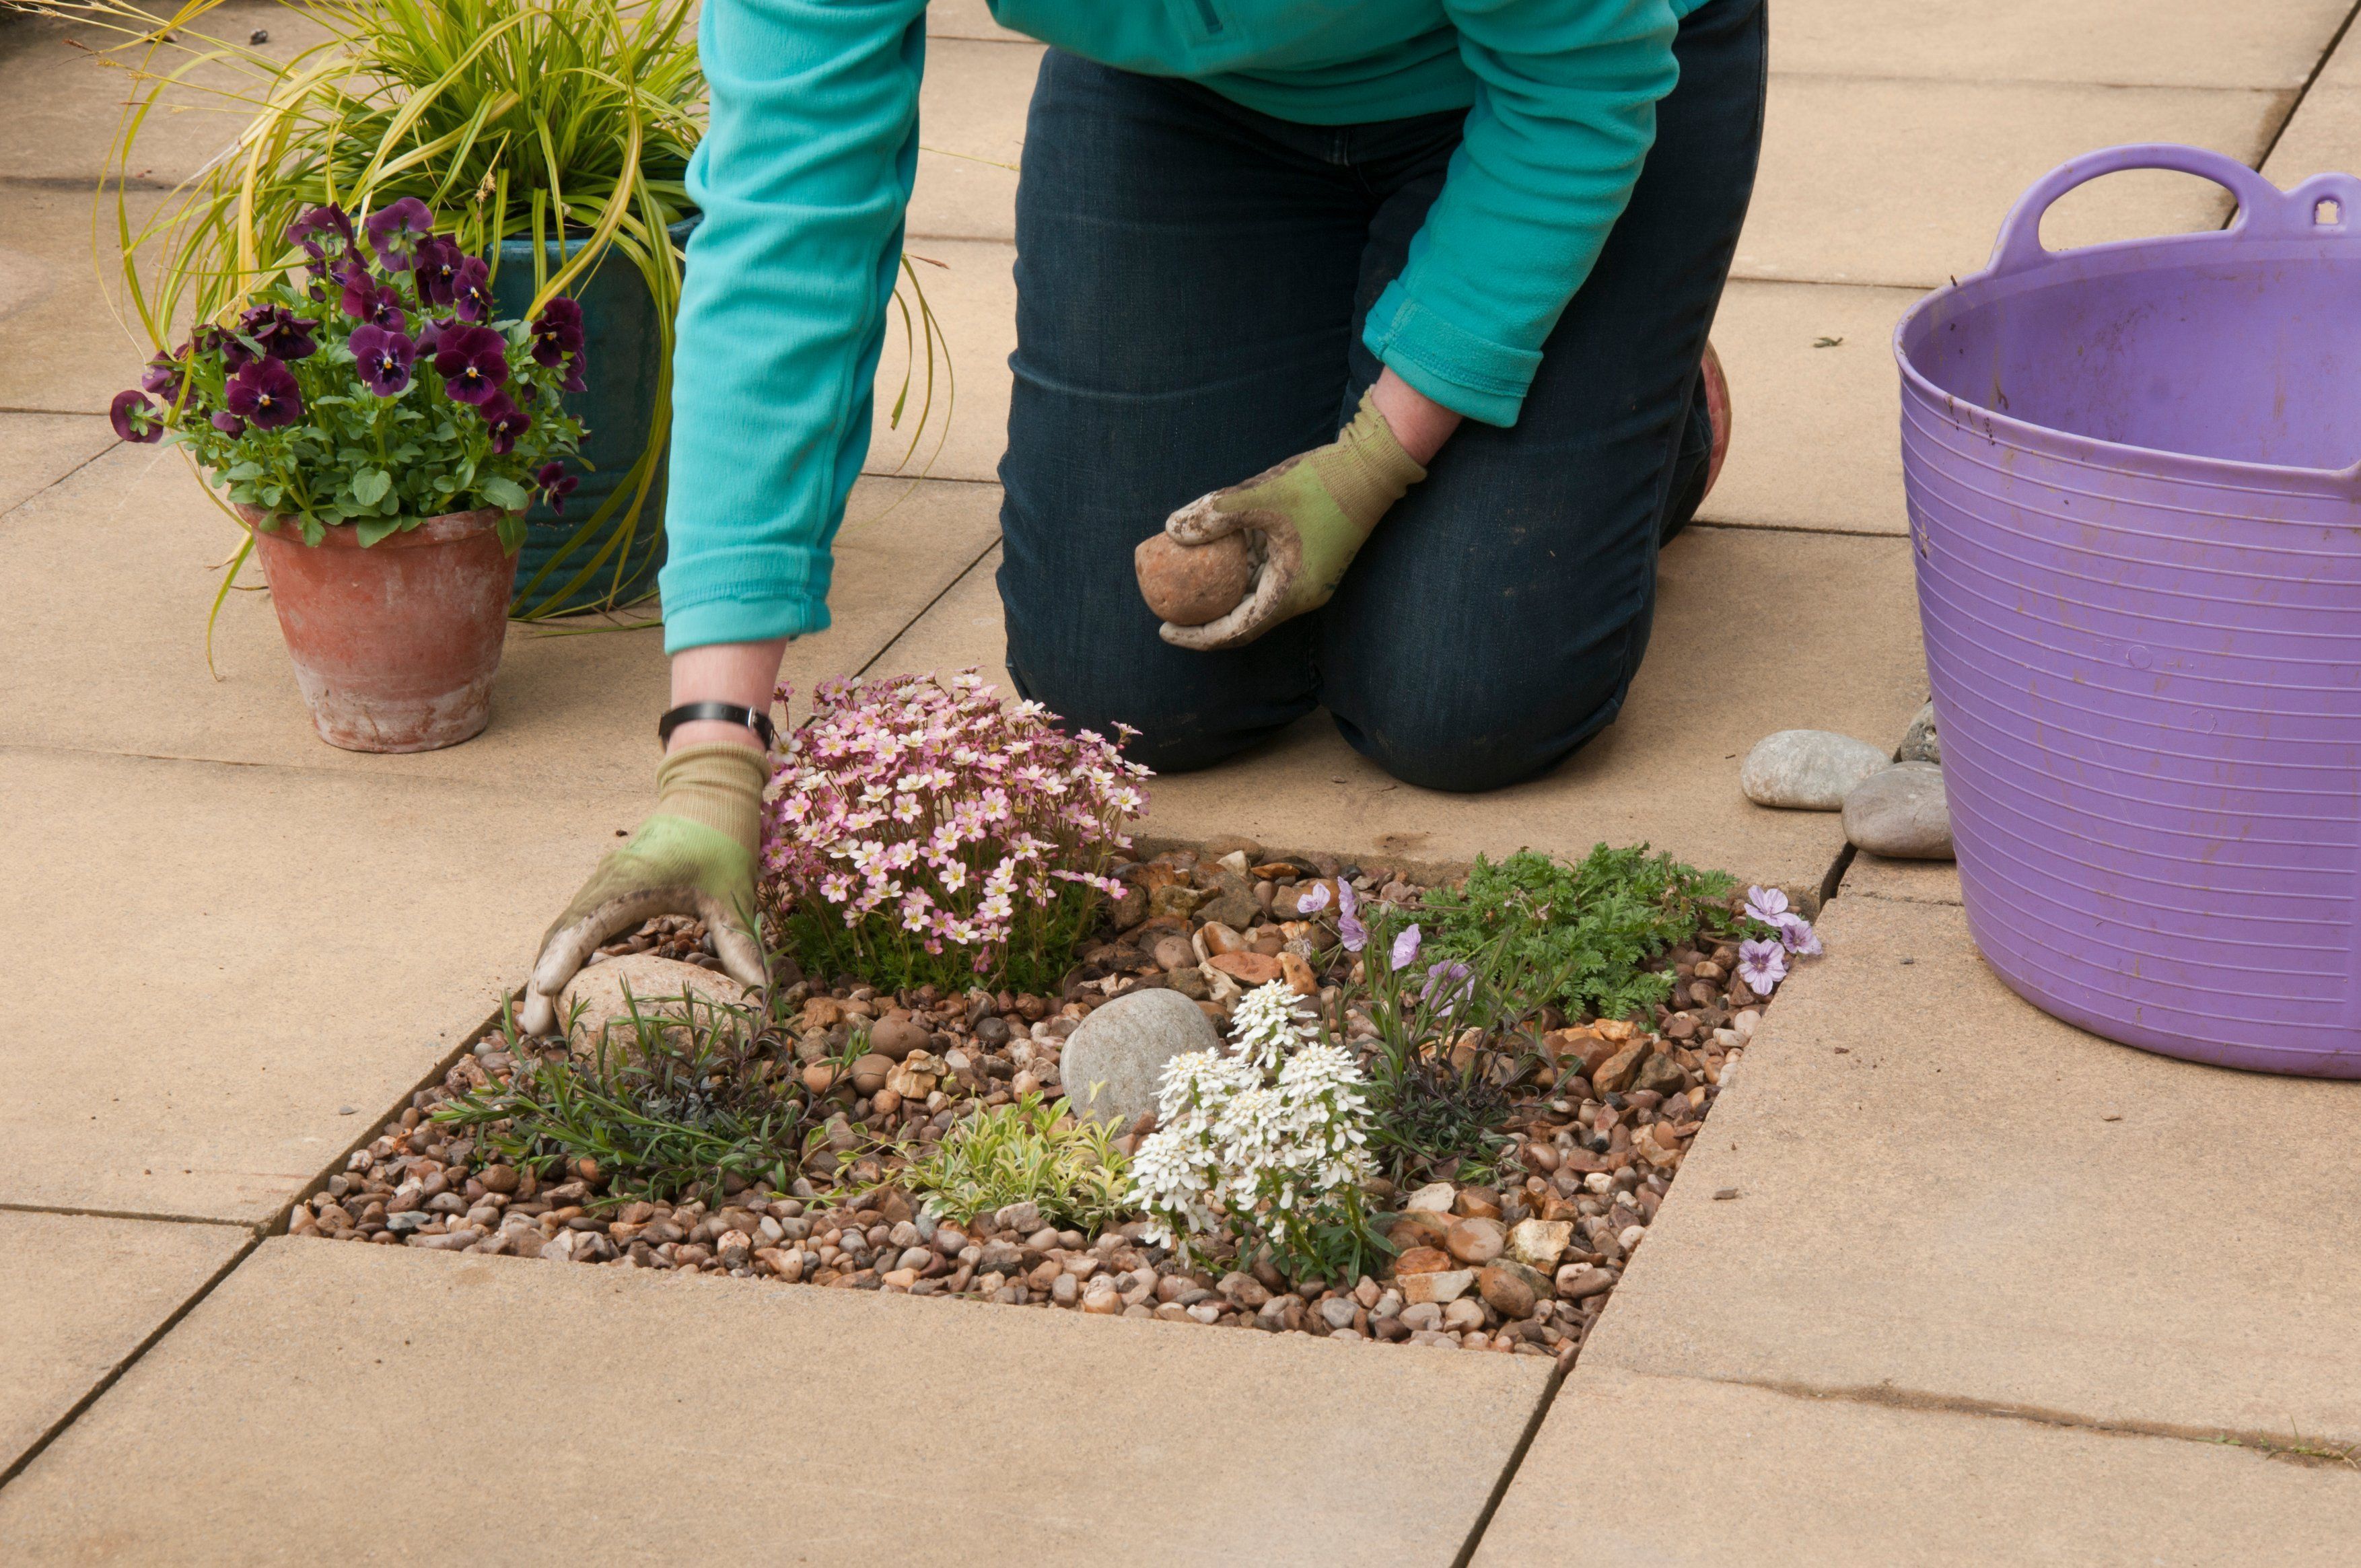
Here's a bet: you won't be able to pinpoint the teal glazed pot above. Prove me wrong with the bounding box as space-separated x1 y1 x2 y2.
490 214 696 615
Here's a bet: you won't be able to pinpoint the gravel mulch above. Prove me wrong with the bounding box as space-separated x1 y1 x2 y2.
289 842 1771 1363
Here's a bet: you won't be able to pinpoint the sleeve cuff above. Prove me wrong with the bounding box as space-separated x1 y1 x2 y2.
1362 279 1545 428
660 544 835 652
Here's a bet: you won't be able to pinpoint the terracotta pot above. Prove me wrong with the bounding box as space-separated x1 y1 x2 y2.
242 506 520 752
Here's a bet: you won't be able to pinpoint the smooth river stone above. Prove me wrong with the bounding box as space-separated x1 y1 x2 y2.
1059 987 1223 1128
1842 761 1953 859
1740 729 1893 810
1897 700 1941 764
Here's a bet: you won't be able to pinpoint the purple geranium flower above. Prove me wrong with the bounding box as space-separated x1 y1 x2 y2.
110 389 163 443
363 196 433 271
1335 878 1366 954
534 460 577 513
478 391 530 455
1735 937 1788 995
210 410 245 435
432 323 508 404
1744 884 1789 926
413 236 464 308
450 256 493 322
1388 923 1421 974
240 304 318 362
224 357 302 431
1779 917 1822 957
285 203 353 264
349 324 416 396
1296 881 1331 915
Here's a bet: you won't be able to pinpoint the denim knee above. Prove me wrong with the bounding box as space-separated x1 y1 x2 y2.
1334 680 1631 794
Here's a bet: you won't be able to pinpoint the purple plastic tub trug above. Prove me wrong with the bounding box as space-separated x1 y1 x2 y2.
1895 142 2361 1077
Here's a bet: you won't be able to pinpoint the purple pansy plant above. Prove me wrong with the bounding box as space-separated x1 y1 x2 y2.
111 197 585 548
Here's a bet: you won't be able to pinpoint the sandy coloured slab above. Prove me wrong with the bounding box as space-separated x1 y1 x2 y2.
1578 894 2361 1446
2261 88 2361 188
1475 1365 2361 1566
1695 281 1917 537
927 0 1028 43
0 1211 248 1478
907 38 1036 243
868 238 1014 485
0 448 999 793
0 413 114 520
1769 0 2349 89
870 524 1926 891
1737 77 2288 289
0 1238 1551 1565
1839 851 1963 906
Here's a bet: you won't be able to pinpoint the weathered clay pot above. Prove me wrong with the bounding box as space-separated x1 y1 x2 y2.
242 505 520 752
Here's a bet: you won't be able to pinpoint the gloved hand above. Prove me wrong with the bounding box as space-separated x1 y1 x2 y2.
517 742 770 1036
1155 387 1428 651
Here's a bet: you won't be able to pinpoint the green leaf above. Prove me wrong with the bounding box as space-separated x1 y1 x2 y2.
479 474 530 511
352 468 393 505
355 515 403 546
223 462 263 483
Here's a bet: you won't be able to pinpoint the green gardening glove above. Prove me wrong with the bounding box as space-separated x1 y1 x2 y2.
1157 387 1428 651
517 742 769 1036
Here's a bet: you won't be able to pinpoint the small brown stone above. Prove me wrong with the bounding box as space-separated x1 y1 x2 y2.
849 1053 894 1096
1445 1217 1506 1264
1208 951 1283 985
1393 1246 1455 1275
1477 1264 1537 1320
1135 531 1255 625
868 1018 931 1061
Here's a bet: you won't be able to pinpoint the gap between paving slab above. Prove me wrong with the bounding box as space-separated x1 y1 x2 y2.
0 1238 1553 1566
869 525 1926 892
1570 892 2361 1448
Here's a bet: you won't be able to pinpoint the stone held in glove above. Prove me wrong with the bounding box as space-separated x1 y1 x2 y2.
1135 530 1253 627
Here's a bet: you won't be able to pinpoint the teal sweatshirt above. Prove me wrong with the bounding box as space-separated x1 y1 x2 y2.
662 0 1704 652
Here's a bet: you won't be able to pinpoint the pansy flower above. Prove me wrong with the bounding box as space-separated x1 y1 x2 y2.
209 410 245 435
534 460 577 513
224 357 302 431
450 256 494 322
109 389 164 443
412 235 464 308
363 196 432 271
285 203 353 266
477 391 529 454
139 348 186 401
529 296 587 389
240 304 318 361
432 323 507 404
335 257 404 332
349 324 415 397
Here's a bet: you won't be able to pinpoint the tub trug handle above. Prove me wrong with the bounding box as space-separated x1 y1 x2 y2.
1984 143 2361 277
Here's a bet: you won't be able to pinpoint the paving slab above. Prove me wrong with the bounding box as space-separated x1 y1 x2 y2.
0 1 326 186
1697 280 1916 536
0 411 112 518
1579 894 2361 1446
0 747 627 1221
0 444 999 795
1476 1365 2360 1567
1738 77 2288 289
872 524 1925 890
907 36 1034 243
0 1211 249 1478
927 0 1027 43
0 1237 1551 1565
870 237 1013 484
0 179 167 415
1839 851 1963 906
2261 88 2361 187
1768 0 2350 90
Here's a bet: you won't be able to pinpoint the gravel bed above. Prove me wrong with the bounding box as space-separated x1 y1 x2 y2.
289 843 1772 1361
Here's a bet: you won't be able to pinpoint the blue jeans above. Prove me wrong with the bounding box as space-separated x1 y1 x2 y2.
997 0 1767 793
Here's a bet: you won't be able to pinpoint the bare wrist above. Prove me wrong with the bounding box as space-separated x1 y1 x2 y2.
1370 367 1463 466
667 639 788 754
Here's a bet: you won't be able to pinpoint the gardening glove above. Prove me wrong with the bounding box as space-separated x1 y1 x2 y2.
517 742 769 1037
1155 387 1428 651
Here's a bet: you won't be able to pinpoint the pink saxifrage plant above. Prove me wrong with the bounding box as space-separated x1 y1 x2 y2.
759 670 1152 992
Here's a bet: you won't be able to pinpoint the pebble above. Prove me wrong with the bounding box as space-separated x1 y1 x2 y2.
1444 1217 1506 1264
1134 531 1254 626
1059 988 1222 1128
867 1018 931 1061
1506 1218 1571 1271
1398 1269 1474 1306
1405 1182 1457 1213
1897 700 1940 764
555 954 750 1054
1740 729 1892 811
1843 762 1953 859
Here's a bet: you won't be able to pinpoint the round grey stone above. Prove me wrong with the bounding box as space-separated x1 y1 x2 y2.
1059 988 1222 1128
1897 701 1941 764
1740 729 1894 810
1843 762 1953 859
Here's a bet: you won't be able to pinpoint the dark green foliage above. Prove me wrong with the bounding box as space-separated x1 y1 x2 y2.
1417 845 1736 1022
435 991 806 1204
1364 1056 1514 1185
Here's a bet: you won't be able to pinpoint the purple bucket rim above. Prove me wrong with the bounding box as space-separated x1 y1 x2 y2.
1893 141 2361 494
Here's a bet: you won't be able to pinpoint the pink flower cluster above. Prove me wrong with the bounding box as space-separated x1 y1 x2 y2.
759 670 1150 971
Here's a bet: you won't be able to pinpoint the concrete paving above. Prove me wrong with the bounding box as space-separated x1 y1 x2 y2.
0 1238 1550 1565
1477 1365 2360 1567
0 411 113 518
0 1212 249 1480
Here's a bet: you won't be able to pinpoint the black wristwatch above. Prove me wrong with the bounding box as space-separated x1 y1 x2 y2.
658 701 777 750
